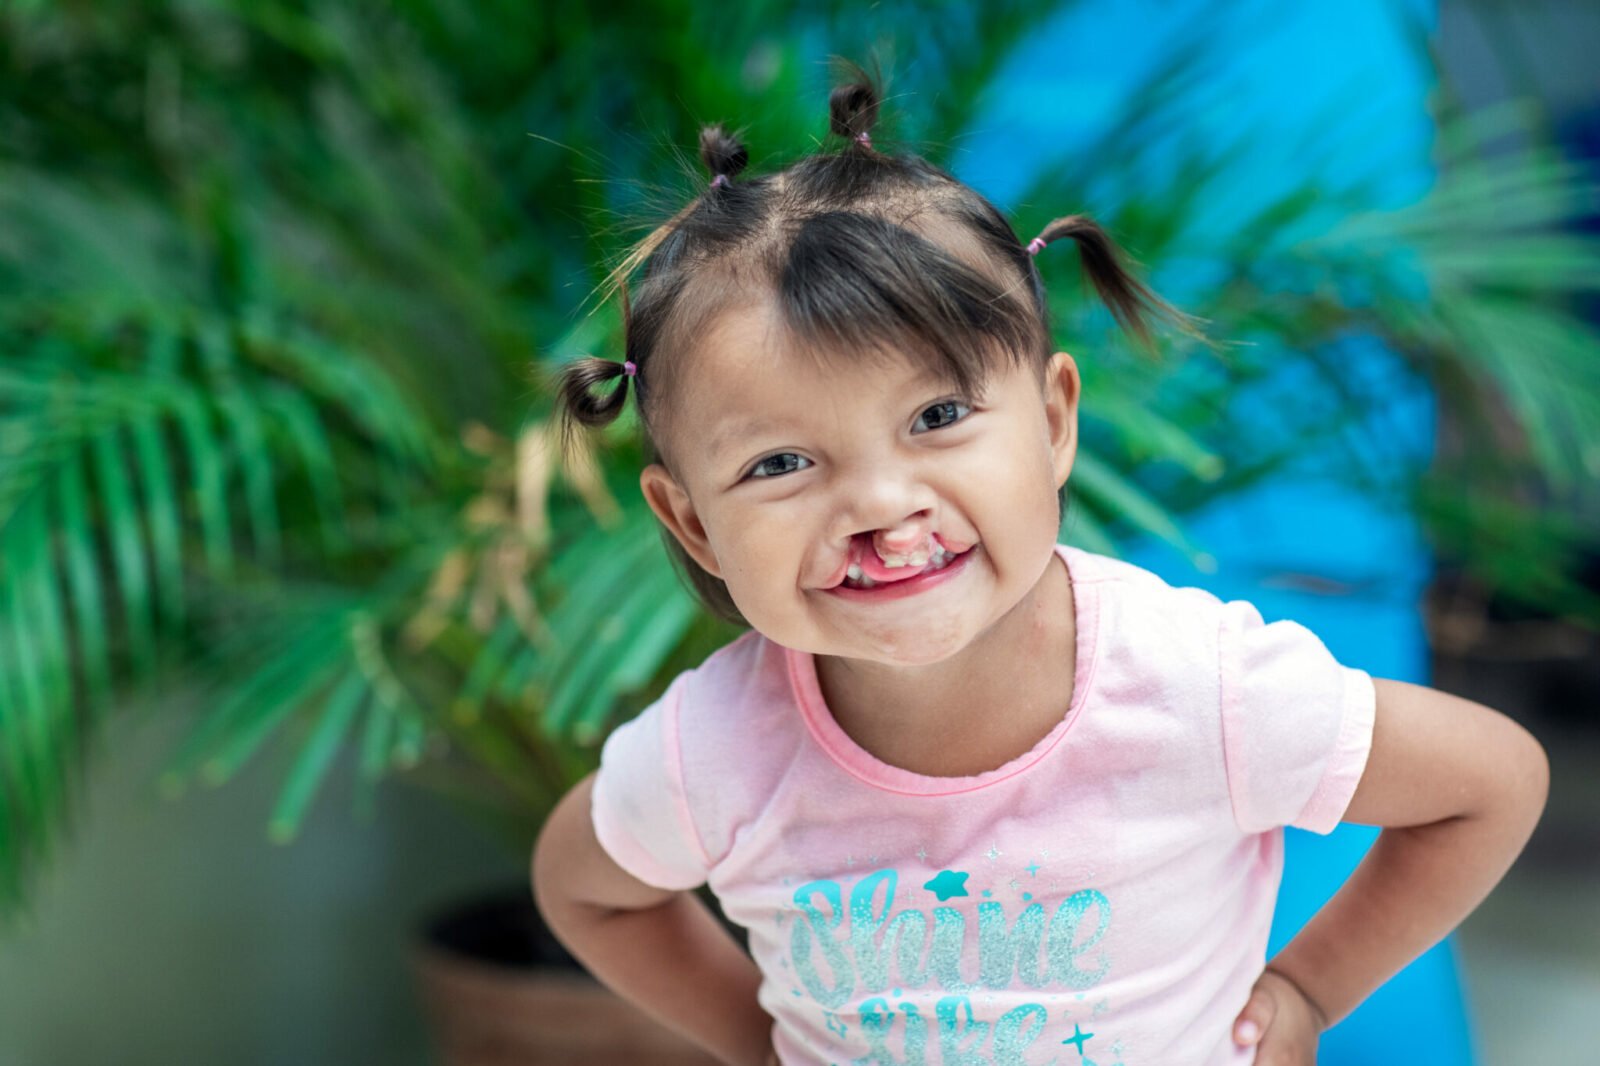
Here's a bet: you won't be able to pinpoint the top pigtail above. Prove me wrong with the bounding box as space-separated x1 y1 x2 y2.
700 123 750 191
1024 214 1216 353
829 59 882 152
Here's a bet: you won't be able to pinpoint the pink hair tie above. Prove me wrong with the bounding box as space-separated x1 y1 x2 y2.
855 131 871 147
1026 236 1047 256
710 174 729 188
623 360 636 377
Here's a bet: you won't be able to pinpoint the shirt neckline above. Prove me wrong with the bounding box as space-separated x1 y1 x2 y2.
784 541 1102 796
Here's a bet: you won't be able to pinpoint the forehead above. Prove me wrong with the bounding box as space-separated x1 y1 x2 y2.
689 301 954 454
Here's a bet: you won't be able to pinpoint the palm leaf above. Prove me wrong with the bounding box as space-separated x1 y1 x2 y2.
268 666 370 844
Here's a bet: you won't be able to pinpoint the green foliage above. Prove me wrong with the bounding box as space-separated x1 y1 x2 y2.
0 1 1596 931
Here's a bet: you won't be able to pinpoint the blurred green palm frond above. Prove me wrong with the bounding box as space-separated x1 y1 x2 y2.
1 1 1597 933
0 300 441 909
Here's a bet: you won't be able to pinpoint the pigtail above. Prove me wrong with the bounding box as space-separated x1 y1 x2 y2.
700 123 750 187
1028 215 1217 354
548 352 634 469
828 55 884 151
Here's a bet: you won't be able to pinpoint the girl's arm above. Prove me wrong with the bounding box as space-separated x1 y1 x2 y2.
1242 677 1549 1037
532 772 777 1066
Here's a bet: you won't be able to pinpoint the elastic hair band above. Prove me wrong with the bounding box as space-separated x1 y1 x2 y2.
622 360 636 377
710 174 729 188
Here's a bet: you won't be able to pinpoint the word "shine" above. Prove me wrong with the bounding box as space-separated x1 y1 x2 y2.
788 868 1112 1009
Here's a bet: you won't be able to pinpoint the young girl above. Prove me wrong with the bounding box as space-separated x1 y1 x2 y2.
531 67 1548 1066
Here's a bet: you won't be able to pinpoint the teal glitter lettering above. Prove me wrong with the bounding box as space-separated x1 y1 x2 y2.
851 997 928 1066
898 1000 928 1064
935 995 992 1066
1047 889 1112 989
977 901 1049 989
792 878 855 1008
993 1003 1050 1065
886 908 932 989
929 907 981 993
851 869 899 993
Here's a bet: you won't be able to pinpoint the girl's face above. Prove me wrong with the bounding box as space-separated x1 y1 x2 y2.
639 298 1080 666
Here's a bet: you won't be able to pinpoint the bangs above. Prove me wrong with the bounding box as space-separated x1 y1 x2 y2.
773 209 1044 399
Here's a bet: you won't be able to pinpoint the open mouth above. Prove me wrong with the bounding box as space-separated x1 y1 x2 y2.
841 542 966 589
828 542 977 600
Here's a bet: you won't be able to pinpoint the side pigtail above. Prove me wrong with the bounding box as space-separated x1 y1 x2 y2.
1027 215 1216 353
549 353 636 468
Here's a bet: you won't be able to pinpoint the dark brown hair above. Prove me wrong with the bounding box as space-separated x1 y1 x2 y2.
550 58 1210 628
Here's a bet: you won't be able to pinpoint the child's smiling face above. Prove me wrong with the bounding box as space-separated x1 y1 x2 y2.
639 296 1080 666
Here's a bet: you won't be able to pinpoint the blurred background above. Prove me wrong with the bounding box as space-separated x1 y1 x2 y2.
0 1 1596 1064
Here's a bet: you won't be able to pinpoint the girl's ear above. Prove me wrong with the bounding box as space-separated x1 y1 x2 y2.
1043 351 1080 489
639 463 724 578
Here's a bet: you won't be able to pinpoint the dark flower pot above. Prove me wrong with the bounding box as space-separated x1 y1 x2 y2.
411 887 723 1066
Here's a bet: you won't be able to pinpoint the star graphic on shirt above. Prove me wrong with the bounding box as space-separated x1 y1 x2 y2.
916 845 928 862
923 869 970 901
824 1010 848 1038
1112 1039 1126 1056
1061 1022 1094 1056
1026 861 1041 876
1093 998 1110 1016
844 854 856 867
985 844 1002 862
1008 878 1022 891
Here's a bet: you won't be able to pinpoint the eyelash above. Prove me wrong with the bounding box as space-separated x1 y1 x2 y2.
742 399 975 481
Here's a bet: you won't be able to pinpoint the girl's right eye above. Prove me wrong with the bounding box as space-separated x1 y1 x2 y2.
746 453 811 480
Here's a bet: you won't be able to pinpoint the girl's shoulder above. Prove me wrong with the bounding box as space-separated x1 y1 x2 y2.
1063 545 1245 681
674 627 796 722
1064 543 1227 610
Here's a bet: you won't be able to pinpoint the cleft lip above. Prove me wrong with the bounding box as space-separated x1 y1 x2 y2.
834 530 973 587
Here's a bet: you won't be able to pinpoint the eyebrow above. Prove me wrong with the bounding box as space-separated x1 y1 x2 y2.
710 417 799 459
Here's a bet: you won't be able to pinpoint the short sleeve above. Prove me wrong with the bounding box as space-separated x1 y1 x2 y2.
1217 598 1377 835
589 673 712 890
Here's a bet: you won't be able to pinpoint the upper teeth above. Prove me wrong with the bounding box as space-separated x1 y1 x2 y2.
845 546 955 587
879 545 932 568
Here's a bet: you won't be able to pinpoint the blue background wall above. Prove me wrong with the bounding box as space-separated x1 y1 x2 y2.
960 1 1476 1062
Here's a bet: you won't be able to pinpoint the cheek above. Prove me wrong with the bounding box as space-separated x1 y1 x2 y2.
965 431 1055 502
707 512 795 579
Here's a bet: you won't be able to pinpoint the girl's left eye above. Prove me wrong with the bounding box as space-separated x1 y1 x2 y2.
914 399 972 433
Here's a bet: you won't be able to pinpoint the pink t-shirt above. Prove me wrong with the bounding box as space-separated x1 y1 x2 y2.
591 542 1376 1066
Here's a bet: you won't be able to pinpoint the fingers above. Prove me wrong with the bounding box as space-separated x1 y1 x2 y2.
1234 984 1276 1048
